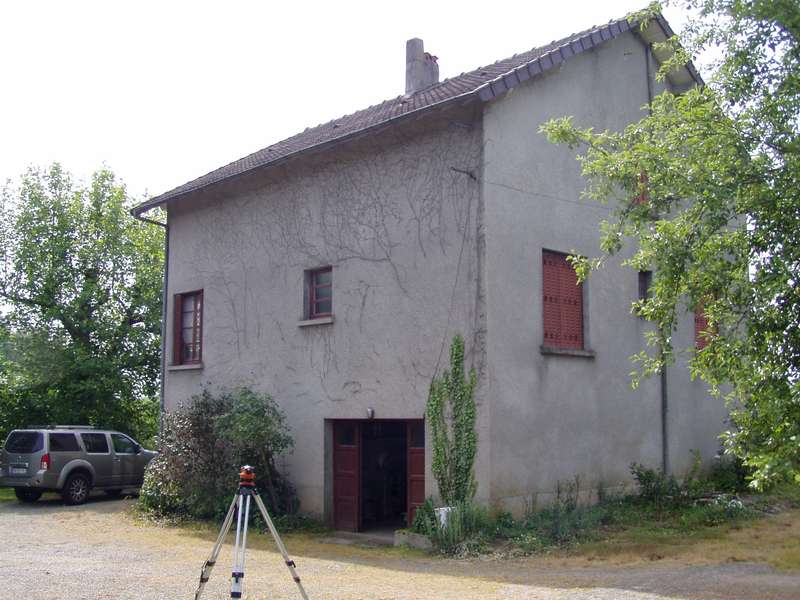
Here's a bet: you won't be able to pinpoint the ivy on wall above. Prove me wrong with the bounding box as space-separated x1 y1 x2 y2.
427 334 478 506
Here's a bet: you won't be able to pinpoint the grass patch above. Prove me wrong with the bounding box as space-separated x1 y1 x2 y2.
0 488 15 503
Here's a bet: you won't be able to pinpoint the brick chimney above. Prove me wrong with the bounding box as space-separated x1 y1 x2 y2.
405 38 439 95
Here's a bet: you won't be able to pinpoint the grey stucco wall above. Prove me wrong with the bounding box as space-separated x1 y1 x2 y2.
481 31 728 512
162 29 728 520
164 108 486 516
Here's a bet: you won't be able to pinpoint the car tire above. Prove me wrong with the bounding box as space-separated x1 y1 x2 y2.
104 489 123 498
14 488 43 503
62 472 91 505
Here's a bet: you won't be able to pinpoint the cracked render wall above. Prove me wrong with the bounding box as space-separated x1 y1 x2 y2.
481 31 728 513
163 106 487 517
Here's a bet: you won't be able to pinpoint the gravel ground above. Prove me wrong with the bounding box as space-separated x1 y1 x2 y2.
1 495 798 600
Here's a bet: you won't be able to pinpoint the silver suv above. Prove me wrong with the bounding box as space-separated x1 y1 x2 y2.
0 426 156 505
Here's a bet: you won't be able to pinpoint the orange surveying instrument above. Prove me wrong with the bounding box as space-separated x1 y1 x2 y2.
193 465 309 599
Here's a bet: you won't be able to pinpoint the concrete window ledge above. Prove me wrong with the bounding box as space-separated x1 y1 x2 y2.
298 316 334 327
167 363 204 371
540 346 596 358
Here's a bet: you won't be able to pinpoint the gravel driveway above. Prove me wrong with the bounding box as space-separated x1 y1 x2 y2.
1 495 798 599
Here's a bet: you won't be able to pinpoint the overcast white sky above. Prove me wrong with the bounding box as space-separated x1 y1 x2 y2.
0 1 689 201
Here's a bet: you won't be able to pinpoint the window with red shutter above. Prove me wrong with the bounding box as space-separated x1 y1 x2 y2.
542 250 584 350
694 304 709 349
174 290 203 364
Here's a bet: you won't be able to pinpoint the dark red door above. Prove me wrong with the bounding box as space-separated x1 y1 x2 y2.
333 421 361 531
406 420 425 526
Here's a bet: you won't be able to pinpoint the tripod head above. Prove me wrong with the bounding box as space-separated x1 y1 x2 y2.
239 465 256 488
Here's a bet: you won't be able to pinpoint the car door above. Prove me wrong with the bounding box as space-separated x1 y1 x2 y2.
80 432 113 486
110 434 138 487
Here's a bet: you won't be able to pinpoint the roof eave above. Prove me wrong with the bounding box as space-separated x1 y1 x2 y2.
476 15 702 104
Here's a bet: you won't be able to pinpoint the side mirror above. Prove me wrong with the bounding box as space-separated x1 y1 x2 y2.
133 443 142 454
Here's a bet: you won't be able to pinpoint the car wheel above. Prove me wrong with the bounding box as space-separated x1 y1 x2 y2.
104 489 123 498
14 488 43 503
62 472 91 505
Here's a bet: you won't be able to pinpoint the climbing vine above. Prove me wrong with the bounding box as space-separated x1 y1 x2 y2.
427 334 478 506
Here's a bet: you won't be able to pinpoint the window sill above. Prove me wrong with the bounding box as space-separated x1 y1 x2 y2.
298 316 334 327
167 362 204 371
540 346 596 359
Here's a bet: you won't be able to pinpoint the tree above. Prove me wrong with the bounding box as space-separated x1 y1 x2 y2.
0 164 164 442
542 1 800 486
427 334 478 505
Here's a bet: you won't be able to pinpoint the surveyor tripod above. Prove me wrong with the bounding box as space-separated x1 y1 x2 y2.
194 465 309 599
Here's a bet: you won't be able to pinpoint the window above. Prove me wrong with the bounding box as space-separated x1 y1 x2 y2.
542 250 584 350
638 271 653 302
307 267 332 319
174 290 203 364
49 433 80 452
5 432 43 453
111 434 137 454
409 421 425 449
337 422 356 446
694 304 709 349
81 433 109 454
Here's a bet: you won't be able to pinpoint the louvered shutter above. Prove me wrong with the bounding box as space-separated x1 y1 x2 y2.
542 251 584 349
172 293 182 364
694 304 709 349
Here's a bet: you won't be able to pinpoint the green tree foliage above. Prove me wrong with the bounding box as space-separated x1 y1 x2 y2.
541 1 800 486
0 164 163 443
427 335 478 505
140 387 296 520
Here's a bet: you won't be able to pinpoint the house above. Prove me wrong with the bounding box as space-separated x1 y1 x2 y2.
133 11 727 532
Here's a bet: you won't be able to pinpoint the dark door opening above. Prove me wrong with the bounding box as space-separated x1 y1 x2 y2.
361 421 407 531
332 419 424 532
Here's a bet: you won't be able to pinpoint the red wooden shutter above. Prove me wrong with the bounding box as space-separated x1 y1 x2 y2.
543 253 562 346
634 172 649 205
406 421 425 526
542 251 583 349
694 304 709 349
333 421 361 531
172 293 182 364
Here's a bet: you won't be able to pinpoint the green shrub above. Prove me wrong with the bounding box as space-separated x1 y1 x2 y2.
413 499 490 555
630 462 682 514
411 498 437 534
709 454 752 493
139 387 297 522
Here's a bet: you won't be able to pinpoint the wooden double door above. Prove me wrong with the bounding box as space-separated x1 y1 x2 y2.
333 419 425 532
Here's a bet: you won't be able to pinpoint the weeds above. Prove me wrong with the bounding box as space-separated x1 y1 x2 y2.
414 452 778 557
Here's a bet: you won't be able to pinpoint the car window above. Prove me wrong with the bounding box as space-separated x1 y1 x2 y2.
111 434 137 454
81 433 109 454
49 432 80 452
5 432 44 453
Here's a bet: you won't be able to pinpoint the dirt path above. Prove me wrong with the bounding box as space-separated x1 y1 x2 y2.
1 495 798 599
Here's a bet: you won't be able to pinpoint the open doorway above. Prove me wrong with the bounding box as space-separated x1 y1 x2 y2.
332 419 425 532
361 421 407 531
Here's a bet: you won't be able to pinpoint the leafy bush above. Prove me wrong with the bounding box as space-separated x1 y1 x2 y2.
410 498 437 534
709 454 752 493
630 462 682 514
412 498 490 556
139 387 297 522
